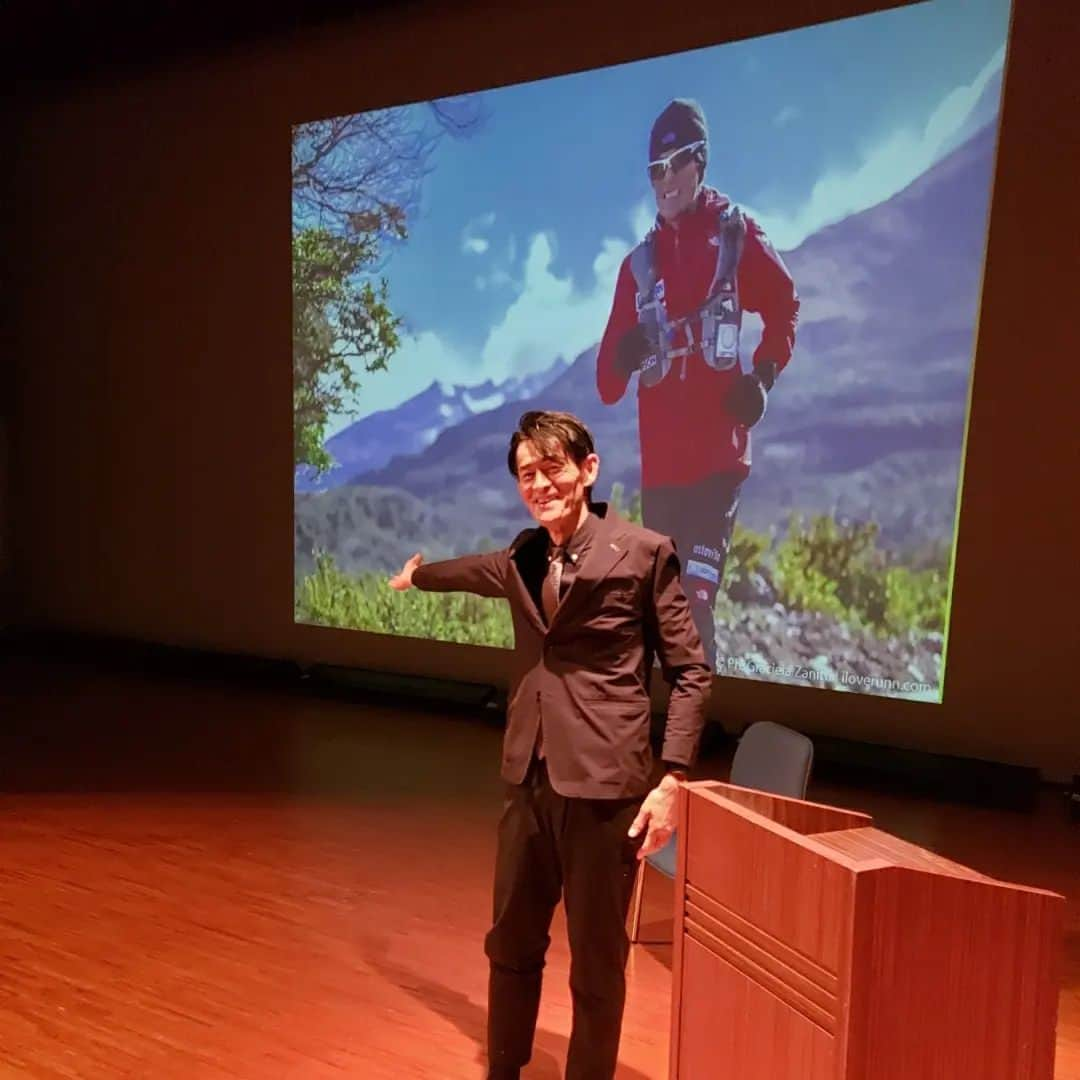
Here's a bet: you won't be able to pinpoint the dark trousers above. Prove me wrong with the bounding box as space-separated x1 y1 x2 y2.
485 759 644 1079
642 473 743 671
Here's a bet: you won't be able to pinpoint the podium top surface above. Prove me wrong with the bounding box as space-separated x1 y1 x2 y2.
688 781 1064 897
810 827 995 880
688 781 872 839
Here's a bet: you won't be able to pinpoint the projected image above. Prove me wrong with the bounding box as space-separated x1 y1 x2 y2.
293 0 1012 702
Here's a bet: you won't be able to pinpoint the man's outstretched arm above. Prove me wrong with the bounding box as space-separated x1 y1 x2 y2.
389 550 508 598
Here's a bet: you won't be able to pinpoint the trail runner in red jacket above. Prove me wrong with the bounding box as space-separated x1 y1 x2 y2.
597 98 800 670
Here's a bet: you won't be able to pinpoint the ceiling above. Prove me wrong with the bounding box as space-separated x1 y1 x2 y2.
2 0 403 93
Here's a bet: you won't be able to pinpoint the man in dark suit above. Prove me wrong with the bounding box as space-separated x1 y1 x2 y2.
389 410 711 1080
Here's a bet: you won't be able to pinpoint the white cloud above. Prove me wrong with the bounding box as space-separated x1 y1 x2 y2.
479 231 630 382
319 47 1008 440
749 46 1005 251
925 46 1004 150
631 199 655 240
474 266 516 292
325 328 478 433
461 211 496 256
326 219 634 432
464 388 505 412
473 234 520 291
773 105 801 129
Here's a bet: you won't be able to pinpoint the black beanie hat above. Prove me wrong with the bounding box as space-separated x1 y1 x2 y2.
649 98 709 170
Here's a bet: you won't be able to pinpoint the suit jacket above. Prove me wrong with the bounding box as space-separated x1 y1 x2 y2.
412 504 711 798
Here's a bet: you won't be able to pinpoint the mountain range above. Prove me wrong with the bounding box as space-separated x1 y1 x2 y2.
295 356 571 492
296 120 999 577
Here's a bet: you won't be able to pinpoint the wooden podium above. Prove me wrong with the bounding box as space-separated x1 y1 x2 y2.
669 782 1064 1080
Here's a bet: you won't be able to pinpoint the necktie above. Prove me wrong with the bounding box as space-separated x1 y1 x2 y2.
542 546 565 624
537 545 565 763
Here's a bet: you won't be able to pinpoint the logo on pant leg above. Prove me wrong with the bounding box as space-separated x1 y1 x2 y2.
691 543 727 564
686 558 720 584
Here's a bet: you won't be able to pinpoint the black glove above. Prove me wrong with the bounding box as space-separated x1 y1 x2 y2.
615 325 654 377
727 360 778 428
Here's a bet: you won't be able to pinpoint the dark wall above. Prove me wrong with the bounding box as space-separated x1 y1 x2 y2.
9 0 1079 775
0 413 9 631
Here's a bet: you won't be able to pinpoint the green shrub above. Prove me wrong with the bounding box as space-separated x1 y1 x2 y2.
723 523 770 587
883 565 948 635
297 508 950 646
772 543 848 620
296 551 513 647
771 514 948 635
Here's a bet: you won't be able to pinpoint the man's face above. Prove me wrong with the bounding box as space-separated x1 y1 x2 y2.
514 439 599 531
650 141 703 223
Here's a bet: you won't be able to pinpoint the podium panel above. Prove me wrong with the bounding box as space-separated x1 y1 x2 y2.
669 783 1064 1080
679 935 836 1080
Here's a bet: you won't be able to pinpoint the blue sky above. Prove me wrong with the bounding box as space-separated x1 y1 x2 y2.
307 0 1011 432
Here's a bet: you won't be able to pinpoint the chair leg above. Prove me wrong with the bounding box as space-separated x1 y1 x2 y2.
628 860 675 946
628 858 647 943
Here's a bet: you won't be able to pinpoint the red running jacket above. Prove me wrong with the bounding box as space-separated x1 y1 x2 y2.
597 187 799 488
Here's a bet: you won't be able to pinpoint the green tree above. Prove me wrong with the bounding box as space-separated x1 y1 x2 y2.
608 482 643 525
292 102 483 237
292 225 402 472
291 100 484 472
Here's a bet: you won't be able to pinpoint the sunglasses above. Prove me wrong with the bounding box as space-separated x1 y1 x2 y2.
647 140 705 182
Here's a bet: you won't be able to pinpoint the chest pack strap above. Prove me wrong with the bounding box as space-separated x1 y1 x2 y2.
628 205 747 388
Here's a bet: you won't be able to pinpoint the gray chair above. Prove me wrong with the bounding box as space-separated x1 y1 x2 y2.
628 720 814 943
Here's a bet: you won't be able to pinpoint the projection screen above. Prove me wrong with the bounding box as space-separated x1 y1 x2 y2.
293 0 1013 703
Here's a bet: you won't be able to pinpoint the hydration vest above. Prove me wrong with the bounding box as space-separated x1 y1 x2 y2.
629 203 746 388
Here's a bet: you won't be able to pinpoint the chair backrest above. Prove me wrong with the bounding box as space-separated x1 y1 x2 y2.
644 721 814 879
729 720 814 799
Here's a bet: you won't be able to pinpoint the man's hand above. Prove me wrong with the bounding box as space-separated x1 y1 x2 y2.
615 324 654 377
388 552 423 591
628 774 681 860
727 360 778 428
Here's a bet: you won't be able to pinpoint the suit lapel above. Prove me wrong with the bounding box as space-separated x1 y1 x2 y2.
508 530 547 635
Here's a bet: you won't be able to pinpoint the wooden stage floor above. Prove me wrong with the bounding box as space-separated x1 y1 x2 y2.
1 656 1076 1078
